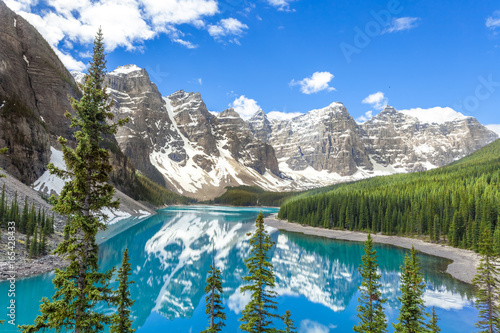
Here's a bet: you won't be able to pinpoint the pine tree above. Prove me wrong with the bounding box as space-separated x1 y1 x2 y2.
0 183 6 224
202 246 226 333
427 307 440 333
353 234 387 333
29 225 39 258
20 198 29 233
494 224 500 256
110 249 135 333
20 29 127 333
281 310 296 333
393 246 428 333
0 147 7 179
239 212 280 333
472 229 500 333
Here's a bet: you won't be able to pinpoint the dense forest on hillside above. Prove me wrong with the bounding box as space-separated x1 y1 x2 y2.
279 139 500 253
209 186 299 207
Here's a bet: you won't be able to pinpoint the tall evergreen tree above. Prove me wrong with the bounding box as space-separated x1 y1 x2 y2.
427 307 440 333
20 198 29 233
353 234 387 333
239 212 280 333
20 29 127 333
110 249 135 333
472 229 500 333
29 224 39 258
201 246 226 333
0 183 6 224
393 246 428 333
281 310 296 333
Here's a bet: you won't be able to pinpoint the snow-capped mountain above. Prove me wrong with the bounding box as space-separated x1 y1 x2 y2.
104 66 286 200
85 65 498 199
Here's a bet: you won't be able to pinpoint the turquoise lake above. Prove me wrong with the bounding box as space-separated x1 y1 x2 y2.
0 206 478 332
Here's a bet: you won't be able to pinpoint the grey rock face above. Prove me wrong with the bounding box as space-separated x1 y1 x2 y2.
105 65 183 185
267 102 373 176
0 1 78 184
107 71 282 199
361 106 499 171
248 109 272 143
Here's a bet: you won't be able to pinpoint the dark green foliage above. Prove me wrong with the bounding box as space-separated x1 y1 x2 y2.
20 29 122 333
133 172 194 206
202 247 226 333
211 186 299 207
281 310 296 333
110 249 135 333
472 229 500 333
393 246 428 333
29 224 38 258
428 307 440 333
278 139 500 252
0 147 7 178
353 234 387 333
239 212 280 332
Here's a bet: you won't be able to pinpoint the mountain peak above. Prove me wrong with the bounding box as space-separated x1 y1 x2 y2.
110 64 143 75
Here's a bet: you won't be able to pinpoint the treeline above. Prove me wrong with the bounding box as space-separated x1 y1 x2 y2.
279 139 500 253
210 186 299 207
0 184 55 257
133 172 195 206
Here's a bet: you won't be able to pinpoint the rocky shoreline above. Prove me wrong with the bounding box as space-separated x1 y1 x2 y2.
264 214 480 284
0 255 68 281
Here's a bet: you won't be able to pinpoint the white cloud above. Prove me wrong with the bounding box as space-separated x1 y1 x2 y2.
267 0 294 11
5 0 220 70
173 38 198 49
290 71 336 95
486 124 500 136
230 95 261 120
267 111 303 121
299 320 331 333
399 107 468 124
208 17 248 41
486 11 500 29
362 91 388 111
383 17 420 34
356 110 373 123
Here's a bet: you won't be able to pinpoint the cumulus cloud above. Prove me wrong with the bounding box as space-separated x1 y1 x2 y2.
5 0 219 70
290 71 336 95
267 0 294 11
486 11 500 29
362 92 388 110
208 18 248 43
230 95 261 120
356 110 373 123
383 17 420 33
485 124 500 136
267 111 303 121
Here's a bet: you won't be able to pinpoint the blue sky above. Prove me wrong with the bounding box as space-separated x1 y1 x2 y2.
5 0 500 131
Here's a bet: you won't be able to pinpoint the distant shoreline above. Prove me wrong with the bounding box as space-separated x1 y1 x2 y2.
264 214 479 284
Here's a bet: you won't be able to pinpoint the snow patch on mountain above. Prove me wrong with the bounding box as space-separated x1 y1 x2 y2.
33 146 66 195
110 64 142 75
399 107 468 124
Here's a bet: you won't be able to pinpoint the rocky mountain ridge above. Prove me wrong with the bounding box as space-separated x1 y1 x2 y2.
90 64 497 199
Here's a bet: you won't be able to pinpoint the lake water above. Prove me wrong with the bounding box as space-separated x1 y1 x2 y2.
0 206 478 332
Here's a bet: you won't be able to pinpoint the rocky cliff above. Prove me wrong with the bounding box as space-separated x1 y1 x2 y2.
100 64 497 199
105 67 284 199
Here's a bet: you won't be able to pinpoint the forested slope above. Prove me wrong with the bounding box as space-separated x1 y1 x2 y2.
278 139 500 253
